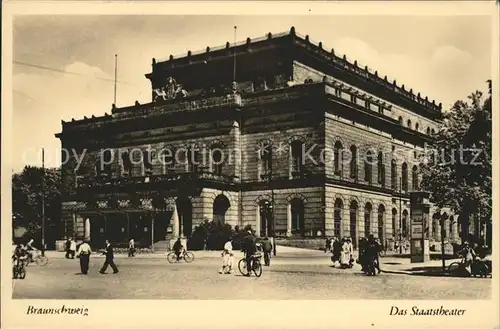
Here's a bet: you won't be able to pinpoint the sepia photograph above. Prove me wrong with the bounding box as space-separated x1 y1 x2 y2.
2 2 499 328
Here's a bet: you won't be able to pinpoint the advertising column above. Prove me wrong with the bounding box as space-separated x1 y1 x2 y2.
410 191 431 263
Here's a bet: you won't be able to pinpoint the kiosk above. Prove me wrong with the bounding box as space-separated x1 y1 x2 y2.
410 191 431 263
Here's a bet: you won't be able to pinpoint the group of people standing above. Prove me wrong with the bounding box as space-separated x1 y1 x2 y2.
66 238 119 275
328 237 354 268
327 235 382 273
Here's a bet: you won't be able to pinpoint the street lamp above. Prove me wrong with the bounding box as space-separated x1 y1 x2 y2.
399 176 402 254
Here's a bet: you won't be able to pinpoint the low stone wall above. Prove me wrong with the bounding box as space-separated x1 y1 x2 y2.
275 238 325 250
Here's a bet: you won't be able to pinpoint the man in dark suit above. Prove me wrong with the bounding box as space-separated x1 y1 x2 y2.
99 240 119 274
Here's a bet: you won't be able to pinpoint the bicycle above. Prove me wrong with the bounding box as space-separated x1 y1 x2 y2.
167 249 194 263
26 250 48 266
238 252 263 277
448 257 490 278
12 257 27 279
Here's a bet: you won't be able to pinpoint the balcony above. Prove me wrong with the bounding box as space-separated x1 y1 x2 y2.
75 171 237 190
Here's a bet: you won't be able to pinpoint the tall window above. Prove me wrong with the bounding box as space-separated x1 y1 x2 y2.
364 203 372 237
259 142 273 180
290 140 303 175
160 147 175 174
291 199 305 236
121 150 132 176
407 119 412 129
143 149 153 175
377 151 385 186
98 149 113 179
187 145 200 173
426 127 431 135
392 208 397 238
349 201 358 247
211 145 224 175
364 151 373 184
398 116 403 125
391 159 397 190
334 141 343 175
412 165 419 191
402 210 409 238
401 162 408 191
415 123 419 131
378 205 385 242
350 145 358 180
334 199 343 237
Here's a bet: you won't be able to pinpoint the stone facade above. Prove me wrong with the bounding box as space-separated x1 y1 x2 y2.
56 27 461 249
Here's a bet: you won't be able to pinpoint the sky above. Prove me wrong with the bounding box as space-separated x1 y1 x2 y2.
12 15 492 172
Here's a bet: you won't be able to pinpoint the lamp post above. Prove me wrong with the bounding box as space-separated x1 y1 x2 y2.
399 176 402 254
440 213 446 272
41 148 46 257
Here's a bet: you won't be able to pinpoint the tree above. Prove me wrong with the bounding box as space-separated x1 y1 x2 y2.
419 82 492 244
12 166 64 247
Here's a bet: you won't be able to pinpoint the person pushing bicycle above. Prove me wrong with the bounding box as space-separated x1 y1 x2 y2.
242 230 257 276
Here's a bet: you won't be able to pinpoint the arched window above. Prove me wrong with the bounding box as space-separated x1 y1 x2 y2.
213 195 230 224
398 116 403 125
426 127 431 135
364 150 373 184
350 145 358 179
349 201 358 248
211 145 224 175
431 128 436 135
415 123 419 131
143 149 153 175
392 208 397 238
291 198 305 237
187 145 200 173
364 203 372 237
291 140 303 175
391 159 397 190
334 141 343 175
402 210 409 238
401 162 408 191
121 150 132 177
407 119 412 129
99 149 113 179
334 199 343 237
377 152 385 186
378 205 385 243
412 165 419 190
160 147 175 174
432 217 437 239
259 142 273 180
449 217 454 240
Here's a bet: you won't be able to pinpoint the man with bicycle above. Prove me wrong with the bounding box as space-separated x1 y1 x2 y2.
242 230 257 276
12 244 28 278
173 238 184 261
365 235 382 274
25 239 38 264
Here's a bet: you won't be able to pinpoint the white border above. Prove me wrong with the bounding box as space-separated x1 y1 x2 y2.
2 2 499 329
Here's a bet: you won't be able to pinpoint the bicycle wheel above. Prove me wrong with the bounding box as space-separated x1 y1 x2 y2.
167 252 177 263
184 252 194 263
19 267 26 279
238 259 247 276
36 255 48 266
448 262 462 276
253 260 262 277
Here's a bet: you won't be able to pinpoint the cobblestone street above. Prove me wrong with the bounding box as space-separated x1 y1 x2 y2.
12 255 492 300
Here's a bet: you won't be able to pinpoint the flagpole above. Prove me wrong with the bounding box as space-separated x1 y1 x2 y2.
114 54 118 105
233 26 237 82
41 148 45 256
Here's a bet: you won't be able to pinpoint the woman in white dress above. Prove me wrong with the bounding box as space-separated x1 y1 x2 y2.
340 238 351 268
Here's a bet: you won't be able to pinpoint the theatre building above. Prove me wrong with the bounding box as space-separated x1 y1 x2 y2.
56 27 464 250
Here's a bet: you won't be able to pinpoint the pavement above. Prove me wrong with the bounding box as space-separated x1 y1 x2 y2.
39 246 475 276
12 252 492 300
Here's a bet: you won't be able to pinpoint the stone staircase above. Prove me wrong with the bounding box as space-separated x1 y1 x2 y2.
152 240 170 252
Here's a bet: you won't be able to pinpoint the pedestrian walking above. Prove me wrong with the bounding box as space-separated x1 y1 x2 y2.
100 240 119 274
325 237 331 253
261 236 273 266
65 238 71 259
219 237 234 274
128 238 136 257
76 239 92 274
69 238 77 259
331 237 342 267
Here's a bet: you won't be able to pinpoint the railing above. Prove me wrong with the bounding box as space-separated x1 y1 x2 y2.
76 171 236 189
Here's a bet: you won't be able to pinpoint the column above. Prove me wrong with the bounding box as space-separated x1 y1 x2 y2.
171 202 179 239
84 218 91 240
286 202 292 236
255 206 261 237
230 121 241 181
451 217 458 242
72 212 77 238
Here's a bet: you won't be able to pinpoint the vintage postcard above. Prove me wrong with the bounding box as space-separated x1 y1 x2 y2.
1 1 499 328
